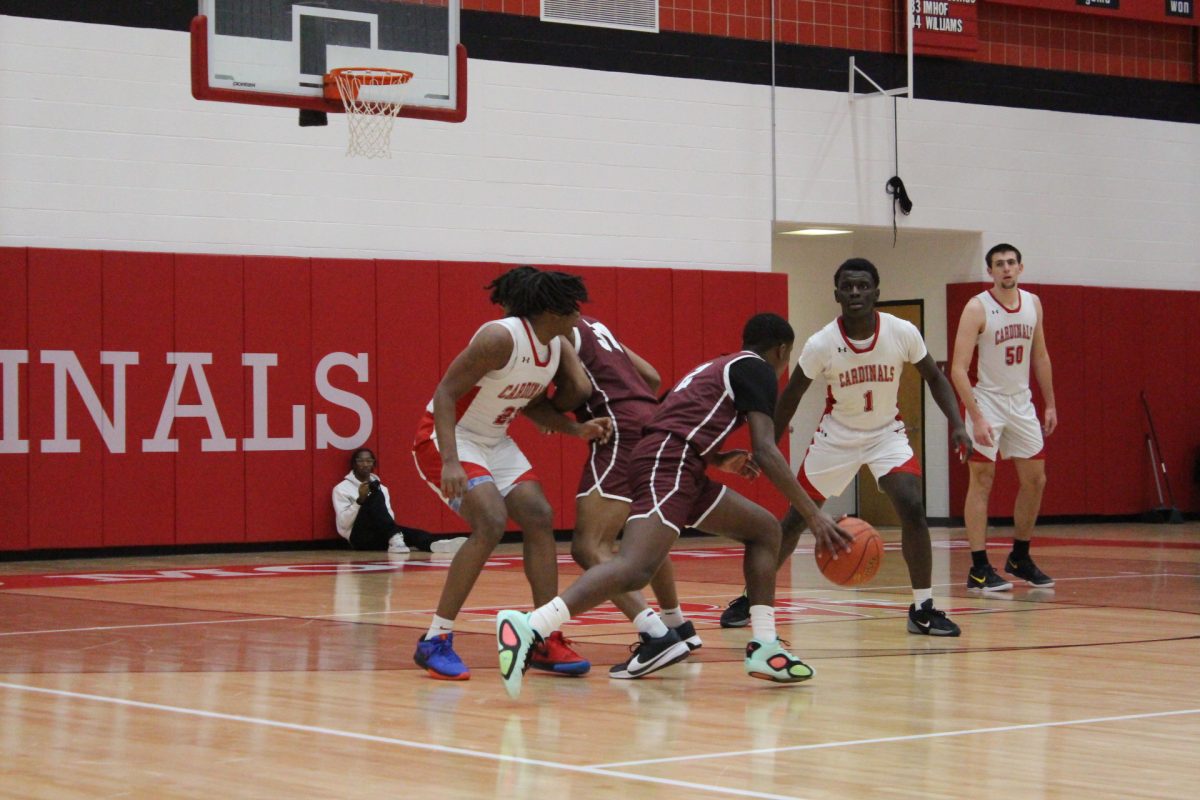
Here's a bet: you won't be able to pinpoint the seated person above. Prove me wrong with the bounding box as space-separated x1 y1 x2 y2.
333 448 466 553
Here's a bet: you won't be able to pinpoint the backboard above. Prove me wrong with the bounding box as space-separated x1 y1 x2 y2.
191 0 466 122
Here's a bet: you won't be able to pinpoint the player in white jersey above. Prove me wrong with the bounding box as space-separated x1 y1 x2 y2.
719 259 972 637
951 243 1057 591
411 267 611 681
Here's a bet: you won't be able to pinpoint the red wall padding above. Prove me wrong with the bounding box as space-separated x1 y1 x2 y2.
102 250 177 547
947 282 1200 518
311 258 378 540
0 248 30 551
174 254 246 544
28 249 104 549
244 256 312 542
376 260 444 532
0 249 797 551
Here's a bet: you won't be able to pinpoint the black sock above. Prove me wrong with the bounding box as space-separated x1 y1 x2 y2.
971 550 990 569
1011 539 1030 560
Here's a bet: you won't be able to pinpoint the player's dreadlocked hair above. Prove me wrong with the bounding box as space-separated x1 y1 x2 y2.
488 266 539 310
487 266 588 318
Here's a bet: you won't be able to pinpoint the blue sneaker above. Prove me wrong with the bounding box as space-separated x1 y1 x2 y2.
414 633 470 681
496 610 539 699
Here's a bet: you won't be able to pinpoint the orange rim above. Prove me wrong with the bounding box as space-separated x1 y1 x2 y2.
323 68 413 101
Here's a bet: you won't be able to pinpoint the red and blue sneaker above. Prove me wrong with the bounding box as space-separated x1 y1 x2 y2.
529 631 591 676
414 633 470 681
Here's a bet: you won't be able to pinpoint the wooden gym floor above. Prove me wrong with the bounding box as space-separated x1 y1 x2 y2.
2 522 1198 799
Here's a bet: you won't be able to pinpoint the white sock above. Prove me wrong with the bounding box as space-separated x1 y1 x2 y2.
750 604 776 643
425 614 454 640
529 596 571 639
658 606 685 628
913 588 933 607
633 608 670 638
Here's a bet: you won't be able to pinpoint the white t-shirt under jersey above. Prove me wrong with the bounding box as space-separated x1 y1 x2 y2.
974 289 1038 396
798 312 927 431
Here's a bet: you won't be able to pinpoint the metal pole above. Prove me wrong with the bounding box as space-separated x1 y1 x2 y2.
907 0 915 99
1146 434 1167 507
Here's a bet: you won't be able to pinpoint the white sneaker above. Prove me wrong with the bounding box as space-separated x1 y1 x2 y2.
387 533 410 554
430 536 467 554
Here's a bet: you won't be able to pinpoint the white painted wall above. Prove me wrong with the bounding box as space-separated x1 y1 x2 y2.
2 15 1198 514
5 16 1197 282
0 17 776 268
774 88 1200 290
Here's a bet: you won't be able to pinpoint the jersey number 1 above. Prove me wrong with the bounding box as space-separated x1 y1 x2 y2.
863 390 874 412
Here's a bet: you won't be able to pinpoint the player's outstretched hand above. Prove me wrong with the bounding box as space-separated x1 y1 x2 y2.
807 512 853 558
578 417 612 444
951 426 974 463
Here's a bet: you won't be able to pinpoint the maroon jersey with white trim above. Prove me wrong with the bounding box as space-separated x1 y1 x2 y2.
644 351 762 455
975 289 1037 395
572 316 657 422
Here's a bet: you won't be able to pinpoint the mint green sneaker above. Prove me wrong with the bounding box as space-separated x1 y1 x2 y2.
744 638 814 683
496 610 539 699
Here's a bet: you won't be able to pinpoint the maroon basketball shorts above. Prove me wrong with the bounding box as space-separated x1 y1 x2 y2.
627 432 725 535
576 404 655 502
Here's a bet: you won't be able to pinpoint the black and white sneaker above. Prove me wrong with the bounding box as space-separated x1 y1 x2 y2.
966 564 1013 592
1006 555 1055 588
907 599 961 637
608 629 691 679
671 620 703 651
719 594 751 628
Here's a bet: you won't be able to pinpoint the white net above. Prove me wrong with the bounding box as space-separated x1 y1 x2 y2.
331 69 413 159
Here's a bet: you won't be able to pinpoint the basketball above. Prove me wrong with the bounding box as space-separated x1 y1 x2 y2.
814 517 883 586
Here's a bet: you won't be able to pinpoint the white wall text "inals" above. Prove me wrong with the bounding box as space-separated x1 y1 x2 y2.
0 350 373 453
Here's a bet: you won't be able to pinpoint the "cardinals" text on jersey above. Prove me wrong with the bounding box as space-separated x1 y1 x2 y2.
994 324 1033 345
497 382 545 400
838 364 896 388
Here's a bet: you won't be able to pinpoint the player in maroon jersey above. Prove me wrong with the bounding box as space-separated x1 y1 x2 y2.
487 273 698 669
565 315 702 676
495 313 852 698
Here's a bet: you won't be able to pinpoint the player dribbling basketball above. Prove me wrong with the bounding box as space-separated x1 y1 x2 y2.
720 258 973 636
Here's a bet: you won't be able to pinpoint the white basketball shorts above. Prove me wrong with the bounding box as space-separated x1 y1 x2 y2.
966 387 1044 462
413 432 536 513
797 415 921 502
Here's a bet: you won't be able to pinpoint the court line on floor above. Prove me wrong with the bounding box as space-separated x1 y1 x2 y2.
591 707 1200 769
0 681 811 800
819 571 1199 594
5 570 1187 636
0 616 288 638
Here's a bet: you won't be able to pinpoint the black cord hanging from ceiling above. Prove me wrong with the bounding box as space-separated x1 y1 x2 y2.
886 96 912 246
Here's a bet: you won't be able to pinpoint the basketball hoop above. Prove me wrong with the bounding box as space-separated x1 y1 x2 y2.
324 68 413 158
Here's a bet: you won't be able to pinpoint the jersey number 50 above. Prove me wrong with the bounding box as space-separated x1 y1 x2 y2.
1005 345 1025 365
